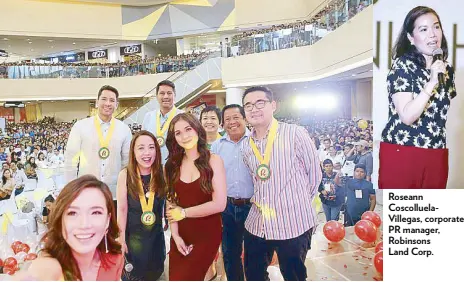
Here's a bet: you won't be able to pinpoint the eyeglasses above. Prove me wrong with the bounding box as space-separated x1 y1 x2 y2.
244 100 271 112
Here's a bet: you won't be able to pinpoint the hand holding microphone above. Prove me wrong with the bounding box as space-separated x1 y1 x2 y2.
431 48 446 89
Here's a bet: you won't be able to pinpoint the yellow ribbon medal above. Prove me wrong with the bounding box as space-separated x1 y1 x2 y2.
94 116 115 159
138 172 156 226
156 108 177 147
249 118 278 181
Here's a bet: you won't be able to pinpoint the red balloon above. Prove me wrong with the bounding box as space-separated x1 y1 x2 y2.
354 220 378 243
4 257 17 268
25 253 38 261
3 266 15 275
0 258 3 267
374 251 383 275
323 220 346 242
375 241 383 253
18 243 30 254
11 241 22 254
361 211 382 227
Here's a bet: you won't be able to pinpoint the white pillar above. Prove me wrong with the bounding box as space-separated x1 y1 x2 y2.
226 87 245 106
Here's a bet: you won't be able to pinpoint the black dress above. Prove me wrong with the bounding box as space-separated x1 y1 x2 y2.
123 174 166 281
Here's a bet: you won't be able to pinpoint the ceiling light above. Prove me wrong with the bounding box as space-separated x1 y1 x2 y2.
72 42 76 45
30 49 34 51
351 74 356 76
48 40 54 42
51 46 54 48
28 42 32 44
3 38 8 41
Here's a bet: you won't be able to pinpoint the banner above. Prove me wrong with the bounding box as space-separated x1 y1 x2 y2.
120 44 141 56
88 49 108 59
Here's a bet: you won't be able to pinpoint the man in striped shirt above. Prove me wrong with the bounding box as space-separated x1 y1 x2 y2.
240 86 322 281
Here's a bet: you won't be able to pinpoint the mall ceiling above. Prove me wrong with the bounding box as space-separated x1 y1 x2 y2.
69 0 174 6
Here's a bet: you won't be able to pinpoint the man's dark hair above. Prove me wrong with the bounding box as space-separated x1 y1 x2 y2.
323 138 331 143
97 85 119 100
156 80 176 95
323 159 333 166
200 106 222 124
221 104 246 124
44 194 55 203
242 86 274 104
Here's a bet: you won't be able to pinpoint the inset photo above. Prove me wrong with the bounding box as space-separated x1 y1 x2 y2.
373 0 463 189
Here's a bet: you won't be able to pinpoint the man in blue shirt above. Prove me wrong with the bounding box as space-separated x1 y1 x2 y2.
318 159 344 221
341 164 376 226
0 147 7 162
211 104 254 281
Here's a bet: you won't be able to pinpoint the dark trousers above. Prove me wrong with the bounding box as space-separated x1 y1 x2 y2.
221 201 251 281
244 228 313 281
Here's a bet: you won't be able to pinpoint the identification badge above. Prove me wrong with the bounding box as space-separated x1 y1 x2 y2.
355 190 363 199
324 183 331 191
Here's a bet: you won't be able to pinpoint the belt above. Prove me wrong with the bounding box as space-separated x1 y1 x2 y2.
227 197 251 206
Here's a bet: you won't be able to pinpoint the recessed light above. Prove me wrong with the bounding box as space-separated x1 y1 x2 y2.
26 39 31 41
48 40 54 42
72 42 76 45
28 41 32 44
3 38 8 41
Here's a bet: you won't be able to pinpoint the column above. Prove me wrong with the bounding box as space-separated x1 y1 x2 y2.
226 87 245 106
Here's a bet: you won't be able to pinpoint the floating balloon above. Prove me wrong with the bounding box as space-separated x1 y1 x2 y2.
3 266 15 275
375 241 383 253
18 243 30 254
11 241 22 254
0 258 3 267
361 211 382 227
354 220 377 243
374 251 383 275
358 119 368 130
25 253 38 261
323 220 346 242
3 257 17 268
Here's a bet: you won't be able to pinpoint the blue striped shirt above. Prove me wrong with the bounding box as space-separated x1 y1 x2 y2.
211 129 254 199
241 122 322 240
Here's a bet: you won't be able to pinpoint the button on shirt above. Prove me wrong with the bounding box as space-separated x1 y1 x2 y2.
241 122 322 240
142 107 184 165
211 130 254 199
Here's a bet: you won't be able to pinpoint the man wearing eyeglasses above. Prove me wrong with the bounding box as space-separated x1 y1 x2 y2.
240 86 321 281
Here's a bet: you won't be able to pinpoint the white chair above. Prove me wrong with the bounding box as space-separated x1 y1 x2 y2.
0 187 18 216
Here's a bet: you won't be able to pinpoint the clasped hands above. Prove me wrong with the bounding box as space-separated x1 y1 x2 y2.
166 203 186 223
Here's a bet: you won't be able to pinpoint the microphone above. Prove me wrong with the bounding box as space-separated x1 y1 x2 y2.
432 48 445 88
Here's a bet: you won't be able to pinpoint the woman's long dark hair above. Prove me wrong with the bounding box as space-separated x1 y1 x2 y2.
392 6 448 67
2 169 11 185
43 175 121 281
126 130 166 200
165 113 214 204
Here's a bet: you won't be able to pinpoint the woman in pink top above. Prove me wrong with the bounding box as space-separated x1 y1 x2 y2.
13 175 123 281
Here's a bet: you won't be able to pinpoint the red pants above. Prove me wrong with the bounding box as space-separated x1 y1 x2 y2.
379 142 448 189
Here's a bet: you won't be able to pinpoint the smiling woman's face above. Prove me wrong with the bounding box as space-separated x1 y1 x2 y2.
62 188 110 255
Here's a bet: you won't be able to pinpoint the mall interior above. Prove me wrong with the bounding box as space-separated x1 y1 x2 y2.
0 0 381 281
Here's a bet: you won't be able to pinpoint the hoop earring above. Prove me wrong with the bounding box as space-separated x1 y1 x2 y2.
104 233 109 253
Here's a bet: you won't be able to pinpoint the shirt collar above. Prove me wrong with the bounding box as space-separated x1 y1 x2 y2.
159 107 175 119
97 115 112 125
251 119 277 140
222 128 251 143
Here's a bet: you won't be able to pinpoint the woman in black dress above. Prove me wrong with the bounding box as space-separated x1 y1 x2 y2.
379 6 456 189
116 130 167 280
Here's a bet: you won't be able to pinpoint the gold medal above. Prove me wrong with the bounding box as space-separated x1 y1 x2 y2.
250 119 278 182
156 136 165 147
256 164 271 180
156 108 177 147
94 116 115 159
98 147 110 160
138 169 156 226
141 211 156 226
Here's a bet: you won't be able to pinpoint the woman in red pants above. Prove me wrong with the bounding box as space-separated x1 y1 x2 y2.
379 6 456 189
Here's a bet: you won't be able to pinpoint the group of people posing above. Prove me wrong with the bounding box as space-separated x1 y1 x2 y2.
13 79 375 281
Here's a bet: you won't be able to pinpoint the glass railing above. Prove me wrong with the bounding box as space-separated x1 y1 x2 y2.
0 54 212 79
115 51 221 121
227 0 372 57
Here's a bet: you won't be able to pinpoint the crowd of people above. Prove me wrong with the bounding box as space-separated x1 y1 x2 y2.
0 52 211 79
0 81 377 281
229 0 371 56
